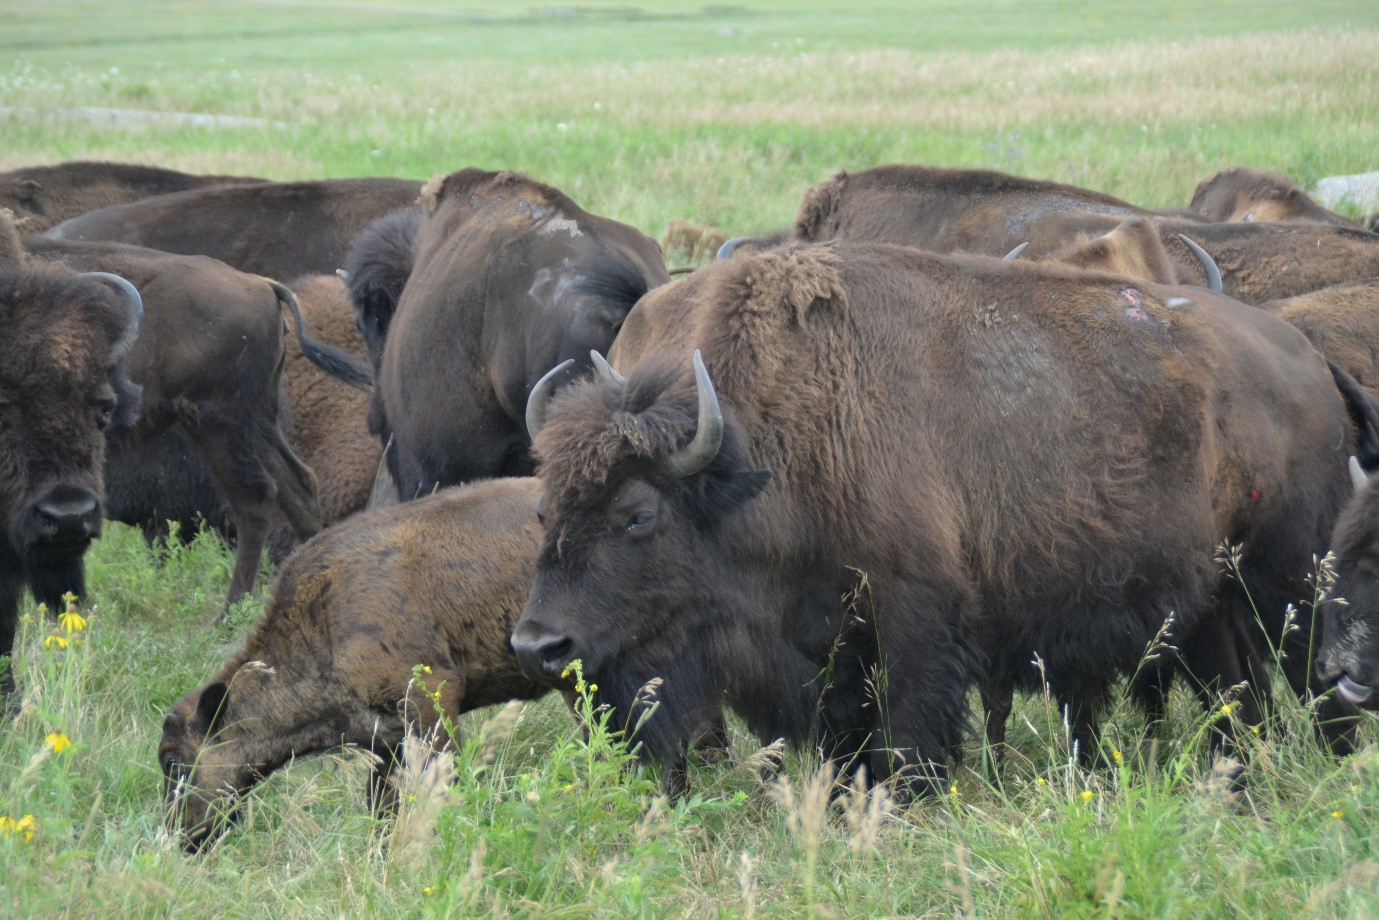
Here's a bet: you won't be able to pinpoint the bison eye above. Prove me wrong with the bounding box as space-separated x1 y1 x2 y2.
625 511 656 538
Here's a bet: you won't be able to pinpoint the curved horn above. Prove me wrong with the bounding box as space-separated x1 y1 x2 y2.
525 358 577 440
1176 234 1222 294
590 350 626 386
716 236 751 261
1002 241 1030 262
666 350 724 479
1351 456 1371 493
335 268 351 283
79 271 143 363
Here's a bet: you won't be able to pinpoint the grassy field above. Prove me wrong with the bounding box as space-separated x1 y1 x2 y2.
5 1 1379 916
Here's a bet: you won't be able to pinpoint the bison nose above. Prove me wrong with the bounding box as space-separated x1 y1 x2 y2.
33 488 101 544
510 621 576 682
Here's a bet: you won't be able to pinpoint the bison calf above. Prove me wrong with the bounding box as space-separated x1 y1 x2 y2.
159 477 549 852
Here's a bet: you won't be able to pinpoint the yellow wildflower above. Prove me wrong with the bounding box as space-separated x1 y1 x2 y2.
588 684 598 693
423 886 435 897
1332 811 1344 819
1080 790 1095 803
42 633 69 651
45 732 72 754
59 609 87 634
1036 777 1047 787
1112 750 1124 766
0 814 35 842
949 782 958 797
1219 702 1238 718
61 591 79 607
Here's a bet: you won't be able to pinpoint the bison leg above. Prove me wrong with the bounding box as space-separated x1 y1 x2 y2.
1178 598 1271 755
264 427 321 543
1058 692 1102 766
691 710 733 764
979 683 1013 774
0 570 20 702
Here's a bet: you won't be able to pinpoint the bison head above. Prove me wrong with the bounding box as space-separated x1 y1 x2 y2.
1317 458 1379 708
511 351 777 780
1 268 141 614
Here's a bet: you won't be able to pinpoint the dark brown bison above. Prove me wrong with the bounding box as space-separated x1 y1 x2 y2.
160 477 550 852
373 168 669 498
1 258 142 694
0 161 264 234
43 177 422 281
1317 448 1379 710
1258 278 1379 399
341 207 422 371
1189 167 1364 228
791 164 1379 303
512 241 1362 798
21 234 369 608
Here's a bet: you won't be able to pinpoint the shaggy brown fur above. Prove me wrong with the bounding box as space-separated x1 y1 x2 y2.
1040 216 1179 283
159 478 551 851
1 262 141 695
21 234 344 608
1261 279 1379 401
0 161 264 234
791 164 1145 254
515 241 1360 796
375 167 669 496
43 177 421 280
1189 167 1363 228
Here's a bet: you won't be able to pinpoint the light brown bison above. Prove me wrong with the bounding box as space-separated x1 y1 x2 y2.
44 177 422 281
373 168 669 498
160 477 550 852
0 161 263 234
513 241 1361 797
1 229 142 695
21 233 369 608
1189 167 1364 228
1257 278 1379 399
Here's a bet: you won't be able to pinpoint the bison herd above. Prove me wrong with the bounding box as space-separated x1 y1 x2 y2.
4 158 1379 851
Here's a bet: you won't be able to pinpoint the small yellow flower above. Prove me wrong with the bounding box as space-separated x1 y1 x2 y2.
1080 790 1095 803
1112 750 1124 766
1219 702 1238 718
575 680 586 694
949 782 958 797
1332 810 1344 819
588 683 598 693
419 665 432 675
61 591 79 607
42 633 69 650
59 610 87 634
561 664 573 679
1250 725 1261 736
45 732 72 754
1352 784 1361 794
1036 777 1047 787
423 886 435 897
0 814 35 841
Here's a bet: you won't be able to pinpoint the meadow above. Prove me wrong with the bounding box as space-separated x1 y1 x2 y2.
4 1 1379 915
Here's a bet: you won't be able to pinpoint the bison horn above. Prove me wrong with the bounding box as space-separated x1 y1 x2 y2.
590 350 626 386
1002 242 1030 262
716 237 750 261
335 268 351 283
79 271 143 364
1176 234 1222 294
525 358 577 440
1351 456 1370 492
666 350 724 479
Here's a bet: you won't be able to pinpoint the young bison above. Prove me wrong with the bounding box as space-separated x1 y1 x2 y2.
159 477 549 852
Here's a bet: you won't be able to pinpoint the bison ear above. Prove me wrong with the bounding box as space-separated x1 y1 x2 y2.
196 682 229 735
706 468 772 519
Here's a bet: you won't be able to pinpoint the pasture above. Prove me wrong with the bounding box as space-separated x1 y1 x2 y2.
4 1 1379 915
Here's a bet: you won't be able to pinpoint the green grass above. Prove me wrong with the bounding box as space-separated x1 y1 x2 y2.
4 1 1379 915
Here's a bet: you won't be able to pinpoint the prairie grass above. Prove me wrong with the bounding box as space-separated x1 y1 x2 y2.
4 2 1379 916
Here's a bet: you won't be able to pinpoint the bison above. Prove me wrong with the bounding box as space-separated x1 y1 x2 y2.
372 168 669 498
1188 167 1364 229
341 207 422 373
1 261 142 695
43 177 422 281
512 241 1363 798
0 160 263 234
159 477 550 852
21 232 369 608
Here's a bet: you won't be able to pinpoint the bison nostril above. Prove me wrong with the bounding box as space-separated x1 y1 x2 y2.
510 628 576 681
34 490 101 541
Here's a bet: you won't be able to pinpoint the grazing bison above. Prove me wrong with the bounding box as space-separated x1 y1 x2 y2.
512 242 1362 797
1 262 142 695
1258 278 1379 399
22 234 369 608
44 177 422 281
160 477 550 852
373 168 669 498
1317 445 1379 710
1189 167 1364 229
0 161 263 234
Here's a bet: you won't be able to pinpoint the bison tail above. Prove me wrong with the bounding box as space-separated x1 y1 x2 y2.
1330 360 1379 471
270 280 374 391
